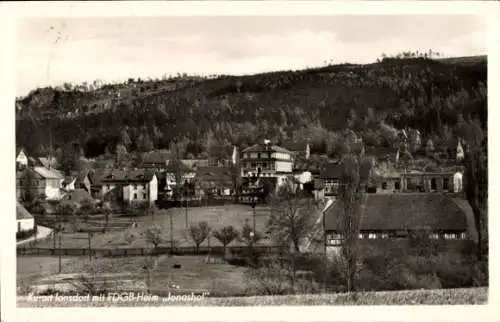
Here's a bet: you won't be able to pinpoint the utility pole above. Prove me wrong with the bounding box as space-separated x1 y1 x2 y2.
185 197 189 229
58 211 62 273
252 200 256 235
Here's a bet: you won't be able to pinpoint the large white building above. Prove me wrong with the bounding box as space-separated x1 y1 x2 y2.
241 140 294 186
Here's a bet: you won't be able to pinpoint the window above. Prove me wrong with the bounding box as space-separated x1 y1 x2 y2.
368 233 377 239
379 233 389 239
382 182 388 190
395 181 401 190
134 193 137 200
430 233 439 239
444 233 456 240
460 232 467 240
251 162 257 168
359 233 364 239
143 193 147 199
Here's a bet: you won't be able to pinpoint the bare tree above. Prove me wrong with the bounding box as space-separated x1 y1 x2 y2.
267 184 315 253
145 224 164 256
212 225 239 259
189 221 210 254
239 219 263 246
55 203 76 272
337 154 363 294
79 199 96 262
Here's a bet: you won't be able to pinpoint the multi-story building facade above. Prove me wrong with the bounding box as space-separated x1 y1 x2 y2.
239 141 294 203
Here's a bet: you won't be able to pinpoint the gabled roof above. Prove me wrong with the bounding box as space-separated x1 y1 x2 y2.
38 157 57 169
242 143 292 154
33 166 64 179
61 188 94 204
324 194 469 231
75 170 91 184
16 148 27 158
16 202 33 220
101 169 156 183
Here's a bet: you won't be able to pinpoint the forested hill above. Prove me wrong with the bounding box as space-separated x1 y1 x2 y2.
16 55 487 161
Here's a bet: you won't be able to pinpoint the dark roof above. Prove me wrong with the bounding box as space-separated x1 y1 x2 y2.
16 202 33 220
196 166 233 182
319 160 372 183
294 160 323 174
62 189 94 204
75 170 91 184
242 143 292 154
324 194 469 231
101 169 156 183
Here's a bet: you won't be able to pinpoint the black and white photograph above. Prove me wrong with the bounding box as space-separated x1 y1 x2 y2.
1 1 497 320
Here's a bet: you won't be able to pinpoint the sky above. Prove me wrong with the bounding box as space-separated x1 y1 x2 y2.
16 15 486 96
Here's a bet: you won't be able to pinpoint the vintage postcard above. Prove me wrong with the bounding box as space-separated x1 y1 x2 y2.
1 1 498 322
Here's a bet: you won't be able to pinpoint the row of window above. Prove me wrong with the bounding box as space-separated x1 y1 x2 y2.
380 178 451 191
104 184 146 190
243 162 276 170
242 152 291 160
327 232 467 244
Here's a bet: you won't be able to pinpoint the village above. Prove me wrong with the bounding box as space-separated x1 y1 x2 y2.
15 124 480 300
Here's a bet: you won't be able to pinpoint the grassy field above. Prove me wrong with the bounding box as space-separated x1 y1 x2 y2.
17 287 487 307
27 205 272 249
17 255 248 297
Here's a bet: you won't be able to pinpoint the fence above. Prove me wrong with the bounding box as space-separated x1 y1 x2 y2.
16 245 289 257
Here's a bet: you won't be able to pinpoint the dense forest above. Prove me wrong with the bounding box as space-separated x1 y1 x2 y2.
15 54 487 165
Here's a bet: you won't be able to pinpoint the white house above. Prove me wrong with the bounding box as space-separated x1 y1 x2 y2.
17 166 64 201
17 202 35 233
16 149 28 167
101 169 158 205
